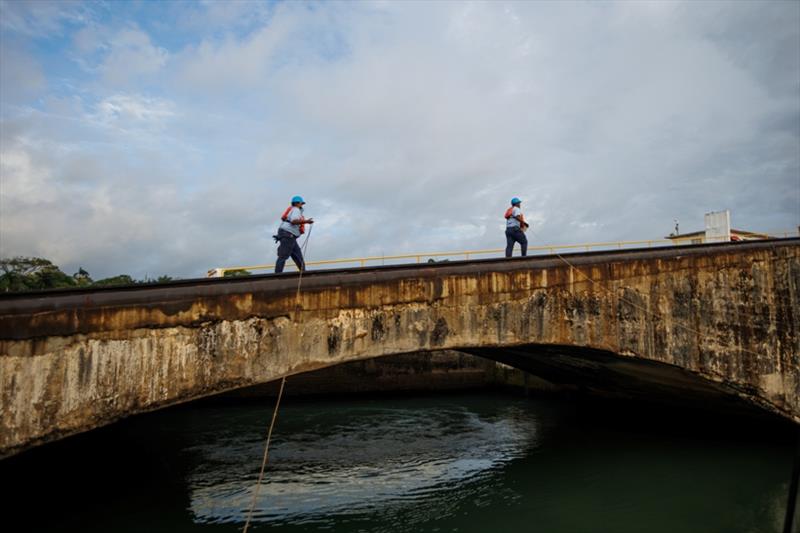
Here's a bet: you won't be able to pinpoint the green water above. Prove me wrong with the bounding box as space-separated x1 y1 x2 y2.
3 392 796 533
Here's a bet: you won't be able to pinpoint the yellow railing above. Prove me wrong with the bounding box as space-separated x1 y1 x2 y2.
764 229 799 239
207 229 798 277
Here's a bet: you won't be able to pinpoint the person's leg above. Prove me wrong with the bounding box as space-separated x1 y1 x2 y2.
290 239 305 271
519 230 528 256
275 235 293 273
505 230 515 257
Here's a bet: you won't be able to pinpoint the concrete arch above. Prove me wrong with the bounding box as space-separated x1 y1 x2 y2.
1 240 798 457
235 344 785 422
462 343 785 419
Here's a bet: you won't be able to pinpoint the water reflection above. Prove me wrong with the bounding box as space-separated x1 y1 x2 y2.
0 393 793 533
187 402 538 528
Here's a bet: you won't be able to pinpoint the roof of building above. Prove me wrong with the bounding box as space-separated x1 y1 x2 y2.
665 229 771 240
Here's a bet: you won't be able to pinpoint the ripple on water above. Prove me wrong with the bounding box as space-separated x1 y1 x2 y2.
187 402 538 527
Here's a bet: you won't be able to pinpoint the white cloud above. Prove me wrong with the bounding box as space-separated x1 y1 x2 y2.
178 0 273 33
0 44 46 103
0 0 89 37
0 142 56 202
0 0 798 279
101 28 169 85
66 25 169 85
91 94 175 128
173 5 300 93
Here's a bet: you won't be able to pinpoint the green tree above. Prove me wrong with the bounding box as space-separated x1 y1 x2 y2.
73 267 93 287
224 269 252 277
92 275 136 287
1 257 177 292
0 257 76 291
136 275 174 285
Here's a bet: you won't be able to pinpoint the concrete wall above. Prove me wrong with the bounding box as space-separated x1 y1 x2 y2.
1 240 797 457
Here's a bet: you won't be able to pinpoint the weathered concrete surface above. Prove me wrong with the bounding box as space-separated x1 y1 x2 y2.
0 239 798 457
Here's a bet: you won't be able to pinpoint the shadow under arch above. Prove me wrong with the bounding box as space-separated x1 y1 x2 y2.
232 345 783 424
459 343 781 420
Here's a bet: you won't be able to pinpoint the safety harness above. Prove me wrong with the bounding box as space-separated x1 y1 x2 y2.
281 206 306 235
505 206 528 230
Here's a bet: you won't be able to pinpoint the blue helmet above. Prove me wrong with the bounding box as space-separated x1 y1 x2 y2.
511 197 522 205
291 195 305 205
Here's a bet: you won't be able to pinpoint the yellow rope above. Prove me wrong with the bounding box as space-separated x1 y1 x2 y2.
242 225 313 533
240 225 774 531
242 376 286 533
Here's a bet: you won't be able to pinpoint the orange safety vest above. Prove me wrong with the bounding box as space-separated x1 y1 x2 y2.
281 206 305 234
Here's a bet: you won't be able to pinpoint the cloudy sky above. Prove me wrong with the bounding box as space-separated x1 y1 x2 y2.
1 0 798 279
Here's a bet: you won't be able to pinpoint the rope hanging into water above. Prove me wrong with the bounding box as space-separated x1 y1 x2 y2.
241 223 765 531
242 376 285 533
242 225 313 533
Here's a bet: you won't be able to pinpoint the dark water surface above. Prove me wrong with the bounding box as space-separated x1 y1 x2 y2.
3 392 796 533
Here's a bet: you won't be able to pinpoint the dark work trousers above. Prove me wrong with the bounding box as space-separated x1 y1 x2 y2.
275 229 305 273
505 227 528 257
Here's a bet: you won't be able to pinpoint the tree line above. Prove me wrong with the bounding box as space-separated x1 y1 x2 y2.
0 257 174 292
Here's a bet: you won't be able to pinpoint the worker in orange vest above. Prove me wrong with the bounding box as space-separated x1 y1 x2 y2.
274 195 314 273
505 197 529 257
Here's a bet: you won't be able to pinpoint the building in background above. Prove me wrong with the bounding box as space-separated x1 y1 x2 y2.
667 210 770 244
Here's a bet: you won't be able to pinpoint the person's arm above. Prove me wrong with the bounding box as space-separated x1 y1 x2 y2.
514 209 529 228
290 210 314 224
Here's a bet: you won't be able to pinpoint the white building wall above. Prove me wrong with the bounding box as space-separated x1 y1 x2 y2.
704 210 731 243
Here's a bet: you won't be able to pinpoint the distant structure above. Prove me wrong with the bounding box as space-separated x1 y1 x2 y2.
667 210 769 244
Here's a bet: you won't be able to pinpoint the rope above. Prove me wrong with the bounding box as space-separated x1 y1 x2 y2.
296 224 313 303
242 376 286 533
242 224 313 533
524 227 769 361
239 221 772 531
